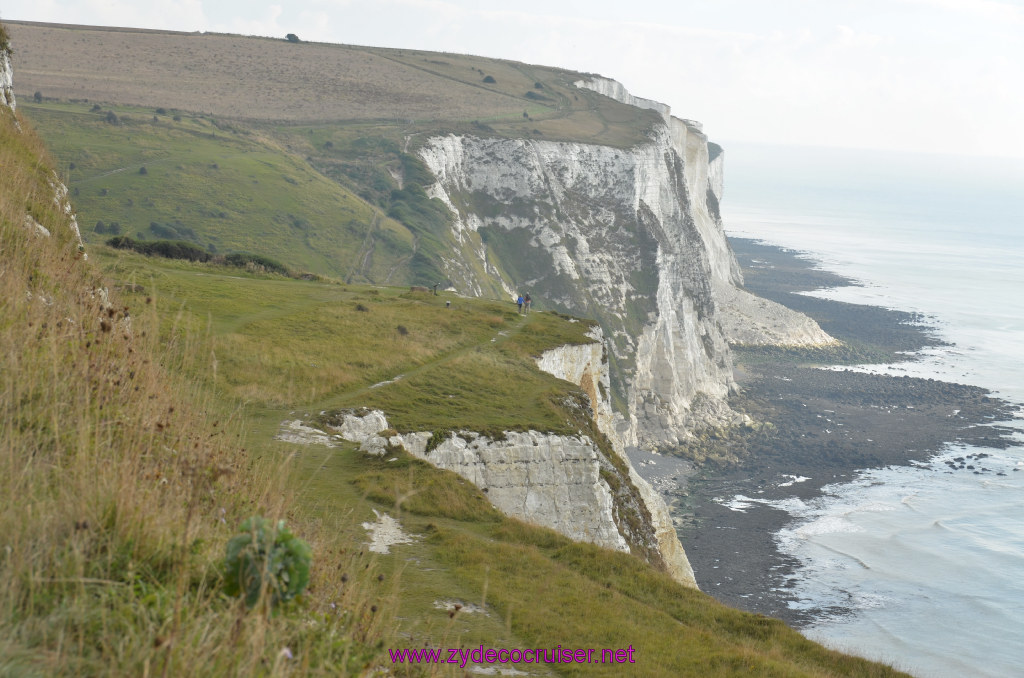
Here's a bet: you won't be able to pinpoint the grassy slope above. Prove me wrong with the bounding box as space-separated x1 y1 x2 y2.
91 245 911 677
22 100 417 283
1 94 396 676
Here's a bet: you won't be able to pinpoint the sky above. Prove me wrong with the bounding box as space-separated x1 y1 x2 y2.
3 0 1023 159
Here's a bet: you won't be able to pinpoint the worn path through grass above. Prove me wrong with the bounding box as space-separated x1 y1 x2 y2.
326 308 532 409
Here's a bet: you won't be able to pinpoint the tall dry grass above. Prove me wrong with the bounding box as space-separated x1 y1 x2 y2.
0 96 389 676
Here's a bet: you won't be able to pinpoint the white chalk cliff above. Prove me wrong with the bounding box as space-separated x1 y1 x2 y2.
534 325 696 585
419 78 833 452
1 39 15 111
325 404 697 588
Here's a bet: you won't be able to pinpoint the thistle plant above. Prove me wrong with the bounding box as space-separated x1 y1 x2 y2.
224 516 312 608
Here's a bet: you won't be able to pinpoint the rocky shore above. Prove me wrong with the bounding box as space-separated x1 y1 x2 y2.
645 238 1021 625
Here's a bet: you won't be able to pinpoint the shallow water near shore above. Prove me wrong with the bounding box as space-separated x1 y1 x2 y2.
721 143 1024 677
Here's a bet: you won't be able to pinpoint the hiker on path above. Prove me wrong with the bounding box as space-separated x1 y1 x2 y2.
524 293 532 314
516 294 524 313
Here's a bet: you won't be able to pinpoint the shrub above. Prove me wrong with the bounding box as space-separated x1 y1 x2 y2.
223 516 311 608
155 107 167 115
33 91 42 102
223 252 289 275
396 325 408 336
285 33 300 43
482 75 496 83
138 166 147 175
104 111 119 125
106 236 211 262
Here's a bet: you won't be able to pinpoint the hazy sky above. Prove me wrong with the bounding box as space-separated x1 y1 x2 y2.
3 0 1023 158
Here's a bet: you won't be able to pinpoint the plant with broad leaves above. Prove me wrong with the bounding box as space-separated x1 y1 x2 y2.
223 516 311 608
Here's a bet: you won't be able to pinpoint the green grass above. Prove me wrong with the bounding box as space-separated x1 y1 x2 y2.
0 101 393 676
97 244 596 434
92 244 911 677
21 101 418 283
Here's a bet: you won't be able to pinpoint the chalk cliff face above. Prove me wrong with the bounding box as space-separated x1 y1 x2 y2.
1 41 15 111
419 128 736 451
324 405 697 588
533 326 696 585
419 79 832 451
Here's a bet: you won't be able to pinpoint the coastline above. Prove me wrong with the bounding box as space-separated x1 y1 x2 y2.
646 237 1020 626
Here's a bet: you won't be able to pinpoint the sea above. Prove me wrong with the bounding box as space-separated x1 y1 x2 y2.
719 142 1024 678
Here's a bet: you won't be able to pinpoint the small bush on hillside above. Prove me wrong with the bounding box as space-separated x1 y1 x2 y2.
90 103 102 112
0 23 10 52
104 111 119 125
482 75 496 83
33 91 42 102
223 516 312 608
93 220 121 235
107 236 211 262
285 33 301 43
223 252 289 275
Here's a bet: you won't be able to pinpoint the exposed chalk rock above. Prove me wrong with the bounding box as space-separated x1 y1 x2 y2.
419 78 834 453
534 326 697 587
362 509 417 554
275 419 342 447
423 430 630 552
1 43 15 111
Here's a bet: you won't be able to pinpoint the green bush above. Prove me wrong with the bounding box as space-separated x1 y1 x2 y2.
106 236 211 262
223 516 312 608
223 252 290 275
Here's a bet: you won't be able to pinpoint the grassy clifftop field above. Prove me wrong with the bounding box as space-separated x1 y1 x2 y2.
2 22 911 676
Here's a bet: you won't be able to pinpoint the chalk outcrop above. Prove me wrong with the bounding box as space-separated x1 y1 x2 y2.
327 412 628 552
1 40 15 111
533 325 696 585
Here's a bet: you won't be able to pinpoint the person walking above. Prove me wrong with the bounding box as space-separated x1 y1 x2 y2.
524 293 532 314
516 294 524 313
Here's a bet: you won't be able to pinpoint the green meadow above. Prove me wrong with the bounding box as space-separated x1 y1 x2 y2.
23 101 418 283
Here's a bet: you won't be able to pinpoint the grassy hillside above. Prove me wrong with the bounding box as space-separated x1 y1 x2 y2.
20 100 427 283
3 21 913 676
0 82 395 676
94 245 912 677
5 21 659 147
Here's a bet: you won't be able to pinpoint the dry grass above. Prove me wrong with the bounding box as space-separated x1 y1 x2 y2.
5 22 528 123
0 100 390 675
5 21 657 147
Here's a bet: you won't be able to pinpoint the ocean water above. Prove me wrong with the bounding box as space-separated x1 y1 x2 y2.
720 143 1024 677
